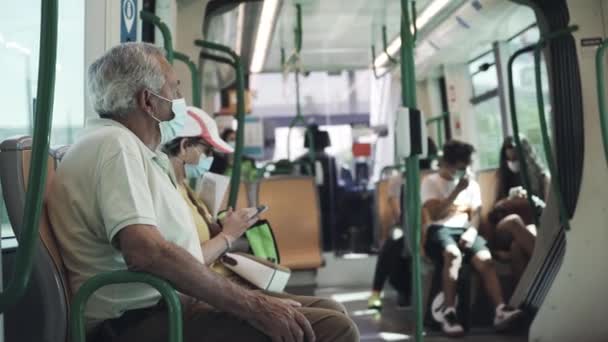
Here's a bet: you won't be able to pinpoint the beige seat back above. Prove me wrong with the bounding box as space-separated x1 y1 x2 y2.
0 137 70 341
477 169 498 241
257 176 323 270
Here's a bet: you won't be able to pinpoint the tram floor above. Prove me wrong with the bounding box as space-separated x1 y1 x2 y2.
308 286 528 342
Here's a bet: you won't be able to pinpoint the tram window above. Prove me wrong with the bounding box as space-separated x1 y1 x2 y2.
508 26 551 168
469 49 503 170
273 125 353 164
0 0 84 237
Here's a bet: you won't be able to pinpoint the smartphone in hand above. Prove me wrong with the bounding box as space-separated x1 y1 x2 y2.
249 205 268 220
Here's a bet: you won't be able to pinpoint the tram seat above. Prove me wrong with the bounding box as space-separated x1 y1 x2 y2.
374 179 392 247
257 176 323 270
0 136 70 342
477 169 499 246
219 181 251 210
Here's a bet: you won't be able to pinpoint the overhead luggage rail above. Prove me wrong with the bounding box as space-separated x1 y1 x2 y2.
0 0 57 314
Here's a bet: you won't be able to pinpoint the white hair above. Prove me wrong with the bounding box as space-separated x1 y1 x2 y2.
87 42 166 118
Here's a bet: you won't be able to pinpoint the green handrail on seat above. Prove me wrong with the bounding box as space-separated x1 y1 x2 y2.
70 271 183 342
532 26 578 231
174 51 202 108
0 0 57 314
507 44 540 226
595 39 608 164
140 11 174 63
400 1 424 340
194 39 245 209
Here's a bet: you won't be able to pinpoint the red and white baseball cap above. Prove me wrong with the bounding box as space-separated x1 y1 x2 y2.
178 106 234 154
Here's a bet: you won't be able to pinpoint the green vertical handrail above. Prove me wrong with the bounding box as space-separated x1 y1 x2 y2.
533 26 578 231
194 40 245 208
507 44 539 226
400 0 424 340
70 271 183 342
0 0 57 313
140 11 174 64
595 39 608 164
174 51 202 107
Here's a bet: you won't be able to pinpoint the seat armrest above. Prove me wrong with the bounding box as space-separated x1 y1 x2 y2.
70 270 183 342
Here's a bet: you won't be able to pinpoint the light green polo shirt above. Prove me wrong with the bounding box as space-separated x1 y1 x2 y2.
48 118 204 328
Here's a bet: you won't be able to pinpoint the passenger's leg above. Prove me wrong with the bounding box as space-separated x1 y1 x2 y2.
442 244 463 308
497 214 536 256
471 249 503 307
114 299 359 342
265 291 348 315
510 241 528 282
368 237 402 308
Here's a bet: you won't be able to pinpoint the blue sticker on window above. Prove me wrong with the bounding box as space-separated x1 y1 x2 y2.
121 0 138 42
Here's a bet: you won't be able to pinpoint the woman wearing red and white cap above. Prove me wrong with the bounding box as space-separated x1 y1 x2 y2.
162 106 258 269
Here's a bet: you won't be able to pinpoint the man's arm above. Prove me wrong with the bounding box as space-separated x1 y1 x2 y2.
117 225 315 342
423 176 469 221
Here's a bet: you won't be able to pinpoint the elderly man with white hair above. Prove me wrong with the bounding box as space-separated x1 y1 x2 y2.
48 42 358 342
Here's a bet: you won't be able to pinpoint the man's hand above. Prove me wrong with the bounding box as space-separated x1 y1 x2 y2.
459 227 478 249
247 293 315 342
453 175 470 195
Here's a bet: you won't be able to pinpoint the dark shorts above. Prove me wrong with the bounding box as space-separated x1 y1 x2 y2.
425 225 488 264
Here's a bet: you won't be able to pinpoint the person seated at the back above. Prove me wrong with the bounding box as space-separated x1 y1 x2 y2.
421 140 522 337
48 42 358 342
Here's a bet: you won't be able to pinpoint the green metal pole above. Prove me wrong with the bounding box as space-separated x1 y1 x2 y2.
194 40 244 208
533 27 577 231
70 271 182 342
0 0 57 313
400 0 423 340
507 44 539 226
383 25 398 64
174 51 202 108
596 39 608 164
140 11 174 64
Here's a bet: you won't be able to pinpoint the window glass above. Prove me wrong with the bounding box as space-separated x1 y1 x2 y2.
469 52 497 96
508 26 551 169
273 125 353 166
473 97 503 169
0 0 84 238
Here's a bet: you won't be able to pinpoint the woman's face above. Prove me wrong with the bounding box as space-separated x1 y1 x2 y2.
181 140 212 165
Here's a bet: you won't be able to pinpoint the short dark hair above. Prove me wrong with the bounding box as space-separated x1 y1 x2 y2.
442 140 475 165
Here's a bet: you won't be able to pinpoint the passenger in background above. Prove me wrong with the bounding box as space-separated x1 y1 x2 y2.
367 137 438 311
421 140 521 337
49 43 358 342
209 127 258 182
489 136 550 281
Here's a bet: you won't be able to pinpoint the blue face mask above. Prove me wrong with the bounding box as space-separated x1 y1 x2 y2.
147 92 187 145
185 155 214 180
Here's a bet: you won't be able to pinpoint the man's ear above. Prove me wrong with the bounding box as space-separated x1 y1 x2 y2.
137 88 154 115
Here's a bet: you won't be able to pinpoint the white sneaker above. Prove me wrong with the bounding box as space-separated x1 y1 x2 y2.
439 307 465 337
494 304 523 331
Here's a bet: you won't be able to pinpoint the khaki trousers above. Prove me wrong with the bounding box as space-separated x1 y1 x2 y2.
104 291 359 342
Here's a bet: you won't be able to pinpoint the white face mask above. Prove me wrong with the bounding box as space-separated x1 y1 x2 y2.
507 160 521 173
147 92 187 145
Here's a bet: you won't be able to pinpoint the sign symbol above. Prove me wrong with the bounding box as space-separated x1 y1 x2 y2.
123 0 135 33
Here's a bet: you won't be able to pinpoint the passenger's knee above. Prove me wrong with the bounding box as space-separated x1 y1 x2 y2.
443 245 462 265
322 312 359 342
498 214 525 233
474 251 496 273
309 298 348 315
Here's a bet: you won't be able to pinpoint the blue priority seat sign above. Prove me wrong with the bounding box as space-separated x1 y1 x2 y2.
121 0 138 42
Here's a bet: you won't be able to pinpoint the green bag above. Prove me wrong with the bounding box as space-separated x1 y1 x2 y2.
245 219 280 264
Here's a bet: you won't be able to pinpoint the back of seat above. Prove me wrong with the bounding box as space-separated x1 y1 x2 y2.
0 137 70 342
374 179 392 246
477 169 498 242
257 176 323 270
220 182 249 210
